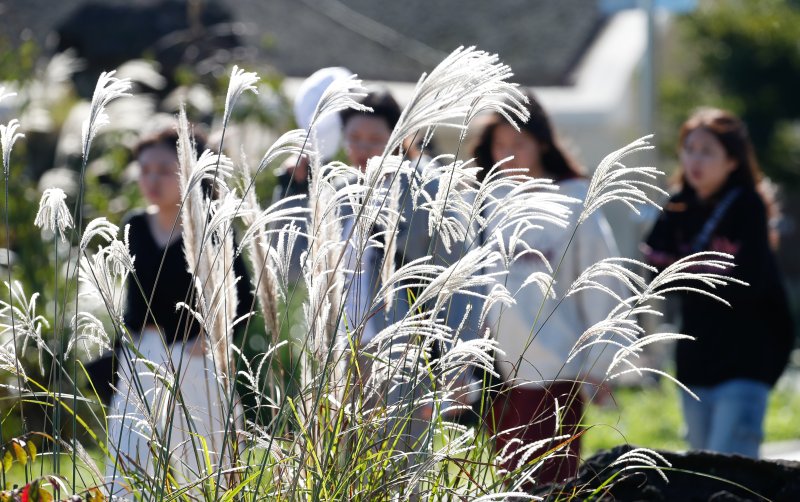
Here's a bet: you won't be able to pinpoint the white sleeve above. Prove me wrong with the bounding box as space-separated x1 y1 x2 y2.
573 209 625 382
340 218 377 344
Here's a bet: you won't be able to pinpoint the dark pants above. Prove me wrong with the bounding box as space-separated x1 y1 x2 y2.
489 381 584 488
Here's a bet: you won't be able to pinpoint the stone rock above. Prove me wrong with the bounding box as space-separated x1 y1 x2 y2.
533 444 800 501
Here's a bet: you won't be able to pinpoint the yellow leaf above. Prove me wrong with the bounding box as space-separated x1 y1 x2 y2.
27 440 37 463
11 441 27 466
37 487 53 502
87 487 107 501
2 450 11 473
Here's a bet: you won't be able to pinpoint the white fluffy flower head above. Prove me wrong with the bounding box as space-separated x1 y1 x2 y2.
81 70 132 158
34 188 73 242
0 119 24 176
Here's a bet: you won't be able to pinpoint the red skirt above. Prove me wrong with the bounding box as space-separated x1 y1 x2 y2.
488 381 584 487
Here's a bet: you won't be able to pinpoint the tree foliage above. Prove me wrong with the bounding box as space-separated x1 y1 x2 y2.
661 0 800 184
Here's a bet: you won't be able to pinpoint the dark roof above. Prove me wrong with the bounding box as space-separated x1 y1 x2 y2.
1 0 606 87
234 0 606 86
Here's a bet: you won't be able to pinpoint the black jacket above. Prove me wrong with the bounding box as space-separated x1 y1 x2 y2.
645 184 793 387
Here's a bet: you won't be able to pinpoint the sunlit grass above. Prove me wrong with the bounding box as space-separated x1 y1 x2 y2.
584 369 800 456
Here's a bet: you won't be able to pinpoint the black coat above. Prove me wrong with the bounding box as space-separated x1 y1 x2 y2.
645 184 794 387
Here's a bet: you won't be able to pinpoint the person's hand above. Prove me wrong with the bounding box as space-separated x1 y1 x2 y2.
709 236 741 255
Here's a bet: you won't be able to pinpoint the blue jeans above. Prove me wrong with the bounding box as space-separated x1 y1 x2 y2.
681 379 770 458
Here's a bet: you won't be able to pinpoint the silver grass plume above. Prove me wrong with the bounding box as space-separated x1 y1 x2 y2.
299 76 371 375
66 312 111 357
81 70 131 158
411 246 507 316
478 165 575 240
79 217 119 251
610 447 672 483
361 155 410 310
176 107 203 277
183 149 235 199
34 188 73 242
237 190 308 342
564 253 742 399
385 46 527 154
222 65 259 130
308 74 369 128
303 157 350 391
251 128 311 179
415 156 483 253
0 343 24 380
404 425 479 494
641 251 746 306
236 165 282 343
0 87 14 103
580 135 667 224
435 327 503 388
176 107 240 381
565 257 651 307
78 233 135 321
0 118 24 176
0 281 50 375
233 341 286 416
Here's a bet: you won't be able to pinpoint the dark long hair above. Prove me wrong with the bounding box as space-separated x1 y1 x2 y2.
677 107 783 248
676 107 762 194
473 90 583 182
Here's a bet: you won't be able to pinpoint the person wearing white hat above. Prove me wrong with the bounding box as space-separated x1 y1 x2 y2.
271 67 355 282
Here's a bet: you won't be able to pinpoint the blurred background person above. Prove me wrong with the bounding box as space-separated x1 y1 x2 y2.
338 88 444 460
473 91 621 485
271 67 354 283
107 127 253 496
642 108 794 458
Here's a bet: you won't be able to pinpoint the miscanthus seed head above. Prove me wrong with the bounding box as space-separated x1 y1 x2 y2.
34 188 73 242
81 70 131 158
0 118 24 176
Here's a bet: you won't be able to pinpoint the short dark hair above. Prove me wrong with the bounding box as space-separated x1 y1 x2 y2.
133 127 208 159
340 89 401 131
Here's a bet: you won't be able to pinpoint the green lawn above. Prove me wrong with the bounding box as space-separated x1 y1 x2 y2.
584 372 800 455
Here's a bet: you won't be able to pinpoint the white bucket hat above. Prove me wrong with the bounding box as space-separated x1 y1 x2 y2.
293 66 354 160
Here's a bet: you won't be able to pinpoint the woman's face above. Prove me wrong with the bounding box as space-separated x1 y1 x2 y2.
680 127 737 200
343 115 392 171
490 123 544 178
137 144 182 210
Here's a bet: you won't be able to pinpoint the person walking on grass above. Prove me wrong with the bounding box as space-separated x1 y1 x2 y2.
473 91 621 485
643 108 794 458
337 89 442 461
106 127 253 496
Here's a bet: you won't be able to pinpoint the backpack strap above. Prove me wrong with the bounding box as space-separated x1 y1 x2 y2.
691 187 742 253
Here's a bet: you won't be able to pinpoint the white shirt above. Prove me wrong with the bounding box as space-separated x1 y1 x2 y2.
488 178 622 385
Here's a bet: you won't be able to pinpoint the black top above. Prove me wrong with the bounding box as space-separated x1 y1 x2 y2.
123 210 254 345
645 184 794 387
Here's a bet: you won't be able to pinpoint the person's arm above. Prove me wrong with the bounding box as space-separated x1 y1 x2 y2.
723 191 771 290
